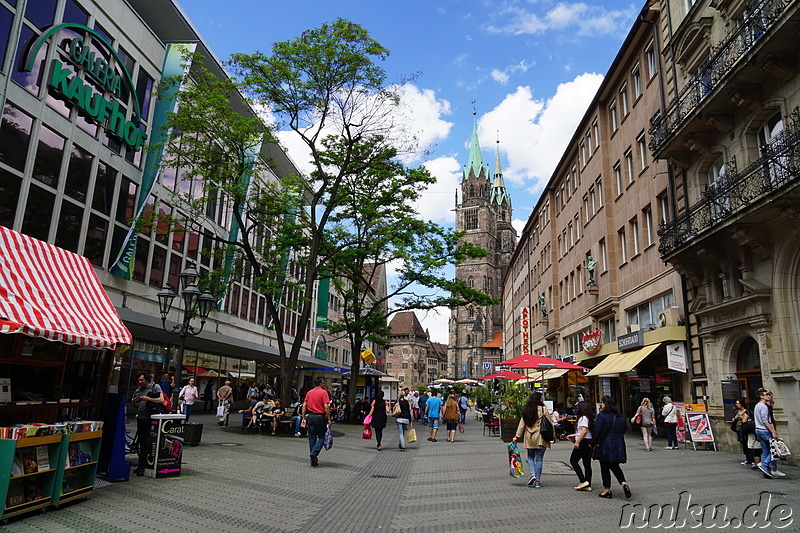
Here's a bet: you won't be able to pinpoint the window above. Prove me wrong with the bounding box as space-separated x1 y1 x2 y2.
402 362 408 369
609 102 618 132
464 209 478 230
618 228 627 264
628 293 674 330
589 186 596 215
600 238 607 272
586 131 592 156
583 195 589 223
631 218 640 256
632 64 642 98
580 141 586 166
574 214 580 241
596 177 603 208
0 103 33 172
568 222 574 248
601 317 616 343
620 84 629 115
592 119 599 149
644 207 654 246
625 148 634 184
637 132 647 170
646 42 657 80
614 161 622 196
659 194 670 225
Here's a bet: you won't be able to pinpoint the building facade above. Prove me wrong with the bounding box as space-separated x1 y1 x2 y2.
502 6 691 418
449 116 516 379
0 0 337 406
650 0 800 459
387 311 430 387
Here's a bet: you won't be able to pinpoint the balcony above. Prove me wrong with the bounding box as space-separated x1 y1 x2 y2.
658 110 800 257
650 0 795 156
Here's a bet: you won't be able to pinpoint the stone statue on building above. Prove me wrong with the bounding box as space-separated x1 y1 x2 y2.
582 255 598 287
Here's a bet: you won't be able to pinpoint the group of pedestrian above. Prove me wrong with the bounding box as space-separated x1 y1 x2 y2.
511 392 631 499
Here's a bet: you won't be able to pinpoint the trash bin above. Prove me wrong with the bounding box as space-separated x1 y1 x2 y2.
146 414 186 478
183 422 203 446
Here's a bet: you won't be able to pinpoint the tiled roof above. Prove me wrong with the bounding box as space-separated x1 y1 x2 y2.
389 311 427 337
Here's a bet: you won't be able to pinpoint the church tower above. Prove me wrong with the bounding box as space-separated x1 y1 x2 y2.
448 113 517 378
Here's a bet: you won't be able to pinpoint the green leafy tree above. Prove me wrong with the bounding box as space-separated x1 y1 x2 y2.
321 144 495 406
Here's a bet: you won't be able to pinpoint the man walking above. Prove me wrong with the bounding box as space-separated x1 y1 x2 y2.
301 377 332 466
418 391 429 425
754 389 784 478
425 392 443 442
131 372 164 476
217 380 233 425
458 392 470 424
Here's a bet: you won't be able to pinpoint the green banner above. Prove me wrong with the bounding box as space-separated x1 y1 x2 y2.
110 43 197 279
316 276 330 329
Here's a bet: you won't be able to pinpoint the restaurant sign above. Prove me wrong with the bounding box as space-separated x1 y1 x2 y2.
582 329 602 355
24 23 147 151
520 307 531 356
617 329 643 351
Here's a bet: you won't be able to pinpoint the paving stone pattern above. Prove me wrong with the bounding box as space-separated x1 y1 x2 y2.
4 412 799 532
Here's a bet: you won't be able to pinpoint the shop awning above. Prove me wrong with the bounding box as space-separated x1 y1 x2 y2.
586 344 660 376
0 226 132 349
483 332 503 348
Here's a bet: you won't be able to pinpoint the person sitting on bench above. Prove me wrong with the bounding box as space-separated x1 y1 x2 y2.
264 399 285 435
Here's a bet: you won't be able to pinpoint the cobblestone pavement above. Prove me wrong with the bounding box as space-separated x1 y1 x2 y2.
4 412 799 532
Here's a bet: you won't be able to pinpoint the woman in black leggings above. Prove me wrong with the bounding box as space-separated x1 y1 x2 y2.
367 391 389 451
593 396 631 500
570 401 594 491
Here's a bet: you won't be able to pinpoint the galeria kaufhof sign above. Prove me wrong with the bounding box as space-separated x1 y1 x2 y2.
24 23 147 151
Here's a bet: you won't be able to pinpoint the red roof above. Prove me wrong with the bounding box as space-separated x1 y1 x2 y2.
483 332 503 348
0 227 132 349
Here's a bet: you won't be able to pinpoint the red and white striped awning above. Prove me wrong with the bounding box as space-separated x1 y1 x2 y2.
0 226 132 349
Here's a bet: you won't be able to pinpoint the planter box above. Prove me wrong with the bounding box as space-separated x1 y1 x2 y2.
183 423 203 446
500 417 519 442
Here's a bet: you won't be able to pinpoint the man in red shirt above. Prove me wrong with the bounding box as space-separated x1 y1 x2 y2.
301 377 332 466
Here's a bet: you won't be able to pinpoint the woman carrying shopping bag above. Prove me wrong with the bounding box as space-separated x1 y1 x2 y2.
511 391 551 488
395 394 413 450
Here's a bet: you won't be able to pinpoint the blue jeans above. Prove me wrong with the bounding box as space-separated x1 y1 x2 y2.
397 421 409 447
307 414 327 456
526 447 546 480
291 415 302 433
756 429 776 470
182 403 194 421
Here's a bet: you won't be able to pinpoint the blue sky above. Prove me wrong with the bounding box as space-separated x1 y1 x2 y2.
180 0 642 342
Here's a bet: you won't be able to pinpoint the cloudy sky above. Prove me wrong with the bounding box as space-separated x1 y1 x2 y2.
181 0 641 344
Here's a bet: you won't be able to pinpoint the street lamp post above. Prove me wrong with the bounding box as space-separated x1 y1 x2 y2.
157 264 215 414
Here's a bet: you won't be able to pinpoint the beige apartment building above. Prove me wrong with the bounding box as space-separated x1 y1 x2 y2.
502 6 691 420
650 0 800 459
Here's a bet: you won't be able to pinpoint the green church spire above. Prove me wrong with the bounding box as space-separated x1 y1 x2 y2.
490 135 512 207
465 111 486 180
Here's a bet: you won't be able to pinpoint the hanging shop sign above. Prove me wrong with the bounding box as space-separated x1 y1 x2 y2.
24 23 147 151
582 329 602 355
666 342 688 373
520 307 531 357
617 330 643 351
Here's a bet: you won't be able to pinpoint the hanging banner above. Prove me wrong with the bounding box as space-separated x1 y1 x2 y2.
667 342 688 373
110 43 197 279
520 307 531 357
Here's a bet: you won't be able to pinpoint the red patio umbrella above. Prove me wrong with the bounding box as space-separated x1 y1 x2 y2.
479 370 527 380
507 356 586 371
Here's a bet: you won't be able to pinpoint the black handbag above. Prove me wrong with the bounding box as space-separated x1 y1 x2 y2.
539 412 555 442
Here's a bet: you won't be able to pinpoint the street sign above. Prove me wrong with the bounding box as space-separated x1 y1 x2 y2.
483 362 491 370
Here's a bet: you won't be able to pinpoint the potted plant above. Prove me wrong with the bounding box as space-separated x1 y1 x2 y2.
497 384 531 442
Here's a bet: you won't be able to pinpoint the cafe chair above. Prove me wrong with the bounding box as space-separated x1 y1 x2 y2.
483 413 500 437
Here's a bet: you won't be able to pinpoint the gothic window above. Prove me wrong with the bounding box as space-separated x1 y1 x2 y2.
465 210 478 230
468 277 474 288
468 306 475 317
469 185 475 197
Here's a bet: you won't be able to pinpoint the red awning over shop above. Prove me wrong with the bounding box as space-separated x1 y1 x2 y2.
483 332 503 348
0 226 132 349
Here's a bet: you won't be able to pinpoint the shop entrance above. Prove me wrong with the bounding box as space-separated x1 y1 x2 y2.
735 338 762 408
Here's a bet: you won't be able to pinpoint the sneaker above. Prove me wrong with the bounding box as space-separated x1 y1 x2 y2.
772 469 786 478
666 446 675 450
527 475 536 486
295 432 302 437
757 463 775 478
533 482 543 488
741 461 752 465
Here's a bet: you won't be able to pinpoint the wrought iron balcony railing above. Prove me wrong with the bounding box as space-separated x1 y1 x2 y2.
658 111 800 256
649 0 792 154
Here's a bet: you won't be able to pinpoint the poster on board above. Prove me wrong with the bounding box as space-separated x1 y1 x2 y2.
685 411 716 451
673 402 686 443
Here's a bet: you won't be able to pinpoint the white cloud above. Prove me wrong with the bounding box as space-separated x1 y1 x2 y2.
512 218 527 237
487 2 636 37
274 83 453 173
418 156 461 224
491 69 510 84
418 307 450 345
477 72 603 192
